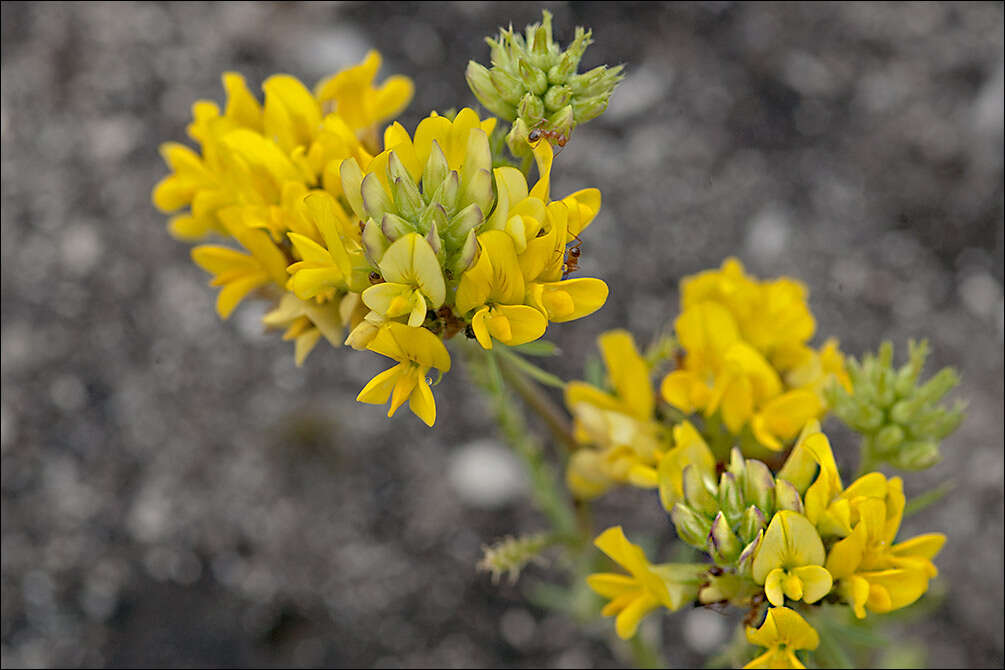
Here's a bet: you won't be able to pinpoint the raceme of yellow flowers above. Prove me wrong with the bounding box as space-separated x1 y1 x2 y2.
153 51 607 426
154 14 957 670
573 263 945 667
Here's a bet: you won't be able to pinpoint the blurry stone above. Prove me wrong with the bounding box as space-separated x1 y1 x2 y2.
682 607 729 654
446 438 528 509
745 204 790 264
958 271 1002 320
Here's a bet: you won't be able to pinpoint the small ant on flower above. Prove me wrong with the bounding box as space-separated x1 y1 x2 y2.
562 233 583 278
528 124 569 155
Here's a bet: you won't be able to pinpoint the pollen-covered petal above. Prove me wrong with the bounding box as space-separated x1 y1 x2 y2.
791 565 833 603
356 363 403 405
408 375 437 426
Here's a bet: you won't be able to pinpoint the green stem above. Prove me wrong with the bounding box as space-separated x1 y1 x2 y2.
856 434 880 478
495 350 577 454
629 633 667 669
474 345 579 539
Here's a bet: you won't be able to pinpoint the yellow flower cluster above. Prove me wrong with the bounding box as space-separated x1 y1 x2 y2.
587 420 945 669
564 261 851 500
662 258 850 451
153 53 609 426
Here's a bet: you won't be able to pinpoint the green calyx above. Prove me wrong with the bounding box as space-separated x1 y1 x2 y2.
828 340 965 471
340 135 494 284
671 449 779 566
466 10 624 157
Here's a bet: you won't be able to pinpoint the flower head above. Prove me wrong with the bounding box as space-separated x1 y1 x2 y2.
587 526 703 639
356 322 451 426
744 606 820 669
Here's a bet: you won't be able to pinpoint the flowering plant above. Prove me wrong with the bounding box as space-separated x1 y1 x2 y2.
153 11 963 668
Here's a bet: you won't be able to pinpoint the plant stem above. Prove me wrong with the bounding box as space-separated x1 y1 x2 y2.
494 348 578 454
473 345 579 539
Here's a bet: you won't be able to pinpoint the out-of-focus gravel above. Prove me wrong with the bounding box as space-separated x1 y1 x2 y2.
2 2 1002 668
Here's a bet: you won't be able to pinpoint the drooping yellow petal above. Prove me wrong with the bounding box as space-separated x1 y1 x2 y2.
357 363 404 405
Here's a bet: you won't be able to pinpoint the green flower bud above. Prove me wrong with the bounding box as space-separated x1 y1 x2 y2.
890 440 940 470
708 511 742 565
736 529 763 577
543 84 573 112
467 11 623 143
718 472 744 527
518 59 549 96
517 92 545 124
682 465 719 518
672 503 713 549
874 424 905 455
743 459 776 517
739 505 767 544
489 69 526 106
774 479 805 515
380 212 413 241
833 340 964 473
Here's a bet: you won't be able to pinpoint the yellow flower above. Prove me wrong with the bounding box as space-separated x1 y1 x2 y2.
563 331 665 498
362 233 446 326
744 607 820 669
752 511 833 607
262 293 344 366
657 421 716 512
824 476 945 618
315 50 414 134
587 527 702 639
455 230 548 348
190 211 289 318
356 322 451 426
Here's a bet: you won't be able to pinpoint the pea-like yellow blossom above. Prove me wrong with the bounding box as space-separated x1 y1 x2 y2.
587 526 703 639
356 322 451 427
751 511 833 607
563 330 666 499
824 475 945 618
155 53 412 366
744 606 820 669
661 259 849 451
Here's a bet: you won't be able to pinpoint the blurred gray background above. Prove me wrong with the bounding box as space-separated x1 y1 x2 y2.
2 2 1002 668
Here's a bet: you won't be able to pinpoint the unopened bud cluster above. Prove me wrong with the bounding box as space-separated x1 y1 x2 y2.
670 448 789 571
828 340 963 470
466 10 623 157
